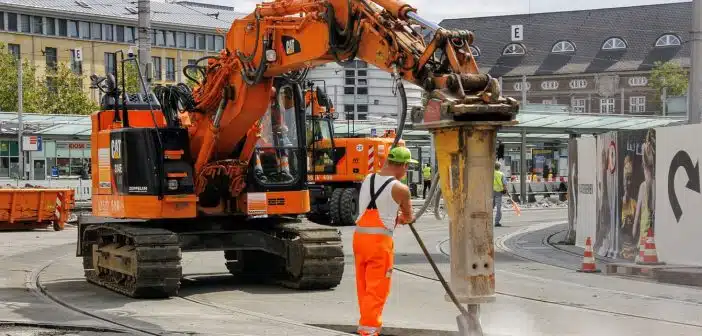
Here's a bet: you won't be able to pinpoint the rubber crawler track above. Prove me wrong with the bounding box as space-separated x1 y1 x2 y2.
224 221 345 289
82 223 183 298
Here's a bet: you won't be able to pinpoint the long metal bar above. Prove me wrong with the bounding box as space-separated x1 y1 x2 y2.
520 130 527 203
138 0 152 94
407 12 441 32
17 60 24 180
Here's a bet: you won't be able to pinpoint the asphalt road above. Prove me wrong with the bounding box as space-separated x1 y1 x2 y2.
2 208 702 336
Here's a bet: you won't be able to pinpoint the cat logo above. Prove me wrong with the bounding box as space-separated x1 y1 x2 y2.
110 139 121 159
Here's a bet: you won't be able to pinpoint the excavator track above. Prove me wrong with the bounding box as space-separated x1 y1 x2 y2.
82 223 182 299
225 220 344 290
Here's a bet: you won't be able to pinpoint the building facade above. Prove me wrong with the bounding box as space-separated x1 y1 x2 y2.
306 60 424 121
440 2 691 116
0 0 242 103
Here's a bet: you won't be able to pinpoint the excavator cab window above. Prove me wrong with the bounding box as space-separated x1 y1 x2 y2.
252 85 304 186
306 117 335 175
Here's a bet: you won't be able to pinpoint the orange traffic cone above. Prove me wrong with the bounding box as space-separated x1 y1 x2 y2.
636 228 665 265
577 237 601 273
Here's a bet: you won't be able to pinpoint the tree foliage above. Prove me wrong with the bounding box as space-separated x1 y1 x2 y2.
649 61 689 97
0 44 47 113
44 63 98 114
0 43 100 115
115 60 141 94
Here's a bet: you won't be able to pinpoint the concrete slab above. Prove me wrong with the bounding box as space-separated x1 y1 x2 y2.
39 256 354 336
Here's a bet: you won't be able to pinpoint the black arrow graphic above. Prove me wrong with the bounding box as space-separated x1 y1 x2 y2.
669 150 701 222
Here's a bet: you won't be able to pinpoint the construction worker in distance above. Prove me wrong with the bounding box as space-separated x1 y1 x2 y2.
353 146 416 336
493 161 508 227
422 163 432 199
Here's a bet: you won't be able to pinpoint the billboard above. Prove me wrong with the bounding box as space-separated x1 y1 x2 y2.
594 132 619 258
616 129 655 261
655 124 702 266
576 136 597 249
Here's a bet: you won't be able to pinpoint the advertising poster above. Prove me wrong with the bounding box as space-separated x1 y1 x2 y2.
567 137 578 242
595 132 619 258
655 124 702 266
616 129 655 261
576 136 597 249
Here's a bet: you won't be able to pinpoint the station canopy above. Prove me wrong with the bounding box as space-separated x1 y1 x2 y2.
334 107 685 143
0 112 91 136
0 108 685 141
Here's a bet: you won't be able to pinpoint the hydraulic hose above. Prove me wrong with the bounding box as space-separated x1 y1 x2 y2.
433 188 444 220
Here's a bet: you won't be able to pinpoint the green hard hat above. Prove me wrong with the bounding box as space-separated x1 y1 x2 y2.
388 146 418 164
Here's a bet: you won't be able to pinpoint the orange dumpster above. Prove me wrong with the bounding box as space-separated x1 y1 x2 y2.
0 188 75 231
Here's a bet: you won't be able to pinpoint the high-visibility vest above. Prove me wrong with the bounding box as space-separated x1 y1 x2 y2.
422 166 431 180
493 170 505 192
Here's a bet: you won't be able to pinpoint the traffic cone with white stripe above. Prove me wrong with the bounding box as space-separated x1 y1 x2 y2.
577 237 601 273
636 228 665 265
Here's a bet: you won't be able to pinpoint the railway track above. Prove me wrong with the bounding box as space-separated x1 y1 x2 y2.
26 254 351 336
391 228 702 331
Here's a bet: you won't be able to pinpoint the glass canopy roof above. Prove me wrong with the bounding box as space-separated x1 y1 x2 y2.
334 112 685 139
0 111 685 140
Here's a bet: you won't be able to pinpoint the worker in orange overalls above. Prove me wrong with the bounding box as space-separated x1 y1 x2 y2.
353 146 416 336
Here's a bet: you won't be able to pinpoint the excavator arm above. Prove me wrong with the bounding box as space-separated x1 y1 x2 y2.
185 0 517 188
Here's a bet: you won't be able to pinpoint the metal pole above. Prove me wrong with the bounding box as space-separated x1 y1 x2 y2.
498 77 503 96
565 134 578 243
17 60 24 180
520 130 527 204
138 0 152 94
689 0 702 123
662 87 668 116
521 75 527 107
406 12 441 32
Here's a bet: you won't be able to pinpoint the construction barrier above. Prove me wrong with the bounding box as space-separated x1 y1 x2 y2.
575 123 702 266
0 187 75 231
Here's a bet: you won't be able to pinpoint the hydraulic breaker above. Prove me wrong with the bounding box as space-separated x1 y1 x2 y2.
412 78 519 335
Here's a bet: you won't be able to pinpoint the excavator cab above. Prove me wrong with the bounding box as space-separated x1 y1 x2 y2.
249 78 307 189
303 81 338 177
307 116 336 175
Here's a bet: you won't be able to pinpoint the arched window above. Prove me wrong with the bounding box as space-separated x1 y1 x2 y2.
655 34 681 47
469 46 481 57
503 43 526 56
602 37 627 50
551 40 576 53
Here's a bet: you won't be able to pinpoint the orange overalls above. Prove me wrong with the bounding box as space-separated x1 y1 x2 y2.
353 174 397 336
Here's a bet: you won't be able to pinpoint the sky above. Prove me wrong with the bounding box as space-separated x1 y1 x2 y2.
162 0 690 22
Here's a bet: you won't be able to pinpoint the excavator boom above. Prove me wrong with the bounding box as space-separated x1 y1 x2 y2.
186 0 515 185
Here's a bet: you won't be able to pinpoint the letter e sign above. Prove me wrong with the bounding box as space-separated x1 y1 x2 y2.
511 25 523 42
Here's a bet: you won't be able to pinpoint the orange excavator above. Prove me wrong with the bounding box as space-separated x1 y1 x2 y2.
302 80 407 226
77 0 518 298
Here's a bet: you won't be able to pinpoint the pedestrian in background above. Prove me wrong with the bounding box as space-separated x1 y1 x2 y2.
493 161 508 227
422 163 432 199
